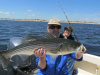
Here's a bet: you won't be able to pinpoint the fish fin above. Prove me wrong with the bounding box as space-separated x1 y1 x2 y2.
43 32 56 39
0 62 3 73
22 34 36 43
0 54 8 68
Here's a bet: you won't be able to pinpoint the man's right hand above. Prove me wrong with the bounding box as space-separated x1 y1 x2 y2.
34 48 46 59
34 48 47 69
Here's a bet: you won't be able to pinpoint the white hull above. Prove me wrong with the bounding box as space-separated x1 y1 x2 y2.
74 53 100 75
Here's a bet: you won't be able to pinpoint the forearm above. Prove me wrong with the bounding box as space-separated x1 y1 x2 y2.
38 57 46 69
34 48 47 69
76 52 83 59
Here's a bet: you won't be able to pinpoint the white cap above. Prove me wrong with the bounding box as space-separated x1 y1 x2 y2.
48 18 62 26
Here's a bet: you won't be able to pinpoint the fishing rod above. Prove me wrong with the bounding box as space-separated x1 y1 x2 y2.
57 0 79 42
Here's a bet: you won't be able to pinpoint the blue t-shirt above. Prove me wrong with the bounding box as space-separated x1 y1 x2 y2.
36 52 82 75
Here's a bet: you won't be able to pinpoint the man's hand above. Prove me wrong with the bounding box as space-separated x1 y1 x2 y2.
34 48 46 59
81 46 86 53
34 48 47 69
76 46 87 59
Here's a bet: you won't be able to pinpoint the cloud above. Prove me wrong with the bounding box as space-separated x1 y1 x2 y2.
92 18 100 22
4 12 10 14
7 15 10 16
12 12 15 14
0 11 10 16
87 13 100 17
27 10 32 12
28 14 35 16
84 18 90 20
0 11 4 13
24 13 27 14
82 18 100 23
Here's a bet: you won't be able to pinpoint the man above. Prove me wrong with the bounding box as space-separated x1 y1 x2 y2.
59 26 74 40
46 18 61 38
34 18 86 75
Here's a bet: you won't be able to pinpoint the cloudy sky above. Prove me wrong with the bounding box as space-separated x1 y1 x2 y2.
0 0 100 23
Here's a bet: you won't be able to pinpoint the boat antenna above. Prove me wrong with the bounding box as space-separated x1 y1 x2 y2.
57 0 79 42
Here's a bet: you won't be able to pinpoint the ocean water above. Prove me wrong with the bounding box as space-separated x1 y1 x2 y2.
0 20 100 56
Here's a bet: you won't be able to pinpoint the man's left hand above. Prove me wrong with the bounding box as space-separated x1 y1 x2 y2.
76 46 87 59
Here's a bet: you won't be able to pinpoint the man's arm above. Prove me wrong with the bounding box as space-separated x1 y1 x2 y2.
76 46 86 59
35 48 47 69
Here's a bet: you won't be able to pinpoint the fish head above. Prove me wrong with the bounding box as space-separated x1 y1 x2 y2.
59 40 84 54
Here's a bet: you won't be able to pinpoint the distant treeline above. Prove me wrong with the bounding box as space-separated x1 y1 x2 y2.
0 18 47 21
0 18 98 23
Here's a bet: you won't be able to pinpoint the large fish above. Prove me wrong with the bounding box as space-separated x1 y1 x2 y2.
0 34 83 69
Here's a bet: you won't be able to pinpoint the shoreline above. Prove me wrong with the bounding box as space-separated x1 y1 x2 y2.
0 19 100 25
60 21 100 25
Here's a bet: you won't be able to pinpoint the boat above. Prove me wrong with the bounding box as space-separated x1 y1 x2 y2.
33 53 100 75
0 36 100 75
74 53 100 75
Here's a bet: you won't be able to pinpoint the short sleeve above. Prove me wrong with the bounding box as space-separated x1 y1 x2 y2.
70 52 83 61
36 57 40 68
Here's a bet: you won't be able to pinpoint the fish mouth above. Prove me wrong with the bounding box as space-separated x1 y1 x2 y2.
76 44 84 52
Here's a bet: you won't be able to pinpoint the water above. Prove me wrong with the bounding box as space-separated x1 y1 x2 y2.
0 20 100 56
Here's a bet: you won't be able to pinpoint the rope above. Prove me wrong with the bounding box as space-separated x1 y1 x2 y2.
57 0 79 42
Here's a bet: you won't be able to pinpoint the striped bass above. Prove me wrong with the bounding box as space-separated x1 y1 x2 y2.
0 37 83 68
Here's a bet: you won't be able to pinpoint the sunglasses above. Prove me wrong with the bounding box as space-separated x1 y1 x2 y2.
49 25 61 29
65 29 72 32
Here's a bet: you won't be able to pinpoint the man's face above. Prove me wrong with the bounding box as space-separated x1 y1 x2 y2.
47 25 61 38
64 29 72 37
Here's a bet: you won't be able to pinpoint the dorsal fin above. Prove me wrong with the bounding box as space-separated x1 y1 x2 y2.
43 32 56 39
22 34 36 43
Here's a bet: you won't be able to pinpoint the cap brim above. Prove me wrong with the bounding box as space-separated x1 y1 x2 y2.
48 23 62 26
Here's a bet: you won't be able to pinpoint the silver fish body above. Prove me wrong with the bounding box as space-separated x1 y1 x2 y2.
0 37 83 68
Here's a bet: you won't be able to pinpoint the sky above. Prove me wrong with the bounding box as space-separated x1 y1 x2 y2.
0 0 100 23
